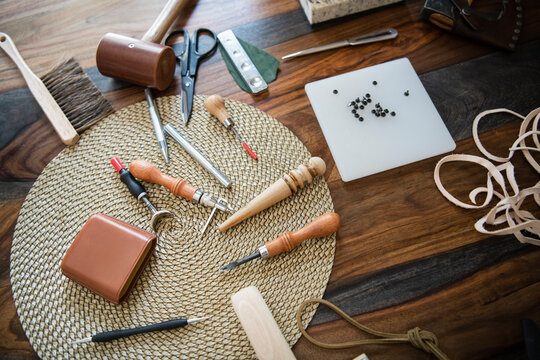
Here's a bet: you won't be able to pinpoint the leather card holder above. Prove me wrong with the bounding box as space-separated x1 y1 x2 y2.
61 213 156 304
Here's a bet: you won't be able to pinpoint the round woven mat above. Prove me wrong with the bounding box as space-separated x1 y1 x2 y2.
10 95 335 359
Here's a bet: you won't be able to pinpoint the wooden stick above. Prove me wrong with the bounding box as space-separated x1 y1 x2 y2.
231 286 296 360
218 157 326 231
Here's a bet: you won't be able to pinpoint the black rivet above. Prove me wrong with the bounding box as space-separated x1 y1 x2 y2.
352 109 357 114
354 105 359 110
333 89 338 94
355 97 361 103
366 93 371 98
367 98 372 103
391 111 396 116
371 109 376 114
354 113 360 118
384 109 389 113
372 81 378 85
360 105 365 110
359 117 364 121
404 90 410 96
381 112 386 117
347 101 355 106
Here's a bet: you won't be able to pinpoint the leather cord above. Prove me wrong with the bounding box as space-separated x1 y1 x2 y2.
434 107 540 246
296 298 449 360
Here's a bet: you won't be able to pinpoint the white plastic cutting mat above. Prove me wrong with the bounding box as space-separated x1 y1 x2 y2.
305 58 456 181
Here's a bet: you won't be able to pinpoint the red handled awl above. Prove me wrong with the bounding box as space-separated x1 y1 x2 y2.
110 157 173 231
204 94 258 161
220 212 341 271
129 159 233 234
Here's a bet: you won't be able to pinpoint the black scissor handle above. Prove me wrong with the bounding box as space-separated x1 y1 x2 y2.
165 29 190 73
189 28 217 76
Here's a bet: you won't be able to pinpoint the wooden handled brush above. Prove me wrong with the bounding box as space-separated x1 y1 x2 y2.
0 33 114 145
218 157 326 232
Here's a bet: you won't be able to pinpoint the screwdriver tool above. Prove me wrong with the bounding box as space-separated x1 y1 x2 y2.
111 157 173 231
129 159 233 233
69 317 208 344
221 212 341 271
204 95 258 161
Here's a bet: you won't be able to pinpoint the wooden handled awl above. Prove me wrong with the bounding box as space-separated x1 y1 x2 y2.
204 94 258 160
218 157 326 232
221 212 341 271
129 159 232 214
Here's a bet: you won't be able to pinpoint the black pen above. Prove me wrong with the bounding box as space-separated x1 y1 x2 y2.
69 317 208 344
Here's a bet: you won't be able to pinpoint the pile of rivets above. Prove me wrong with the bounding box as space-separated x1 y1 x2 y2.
337 81 413 121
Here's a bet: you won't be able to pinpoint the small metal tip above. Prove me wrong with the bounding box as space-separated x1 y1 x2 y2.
160 143 169 164
187 317 209 324
282 52 300 60
220 262 237 272
69 337 92 345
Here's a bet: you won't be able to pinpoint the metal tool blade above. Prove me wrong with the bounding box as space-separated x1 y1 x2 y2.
181 76 194 123
220 252 261 271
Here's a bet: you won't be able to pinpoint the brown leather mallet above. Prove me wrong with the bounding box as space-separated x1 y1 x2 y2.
96 0 191 90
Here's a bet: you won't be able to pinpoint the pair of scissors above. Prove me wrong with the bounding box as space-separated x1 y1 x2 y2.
165 28 217 124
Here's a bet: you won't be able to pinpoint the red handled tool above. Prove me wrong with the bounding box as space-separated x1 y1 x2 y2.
111 157 173 231
204 94 258 160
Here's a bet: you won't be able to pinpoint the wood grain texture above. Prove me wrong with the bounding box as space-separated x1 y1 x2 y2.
1 0 539 359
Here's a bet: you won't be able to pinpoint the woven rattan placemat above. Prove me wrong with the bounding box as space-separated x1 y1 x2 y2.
10 95 335 359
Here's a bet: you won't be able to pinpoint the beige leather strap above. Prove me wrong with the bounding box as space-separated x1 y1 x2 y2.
296 298 449 360
434 107 540 246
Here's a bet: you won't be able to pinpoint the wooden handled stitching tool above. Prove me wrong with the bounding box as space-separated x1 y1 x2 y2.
204 95 258 160
218 157 326 232
69 317 208 344
111 158 174 232
221 212 341 271
129 159 233 234
96 0 192 90
0 33 114 146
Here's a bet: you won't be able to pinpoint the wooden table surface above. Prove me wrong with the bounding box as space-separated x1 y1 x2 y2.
1 0 539 359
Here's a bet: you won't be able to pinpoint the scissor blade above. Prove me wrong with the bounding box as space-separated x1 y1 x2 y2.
181 76 194 124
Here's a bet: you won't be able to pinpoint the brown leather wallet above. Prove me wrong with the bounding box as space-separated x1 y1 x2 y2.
61 213 156 304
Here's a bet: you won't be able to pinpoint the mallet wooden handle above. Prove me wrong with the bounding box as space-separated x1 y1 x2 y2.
129 159 197 201
264 213 341 257
142 0 192 43
204 94 230 125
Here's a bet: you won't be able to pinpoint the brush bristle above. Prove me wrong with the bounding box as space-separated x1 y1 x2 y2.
40 59 114 133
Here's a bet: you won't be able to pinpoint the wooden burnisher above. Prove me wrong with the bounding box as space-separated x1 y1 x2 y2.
218 157 326 232
96 0 191 90
231 286 296 360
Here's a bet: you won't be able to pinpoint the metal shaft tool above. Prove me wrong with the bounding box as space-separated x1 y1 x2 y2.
70 317 208 344
164 123 232 188
129 159 233 233
111 157 173 231
282 28 398 60
204 94 258 161
221 212 341 271
145 88 169 163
